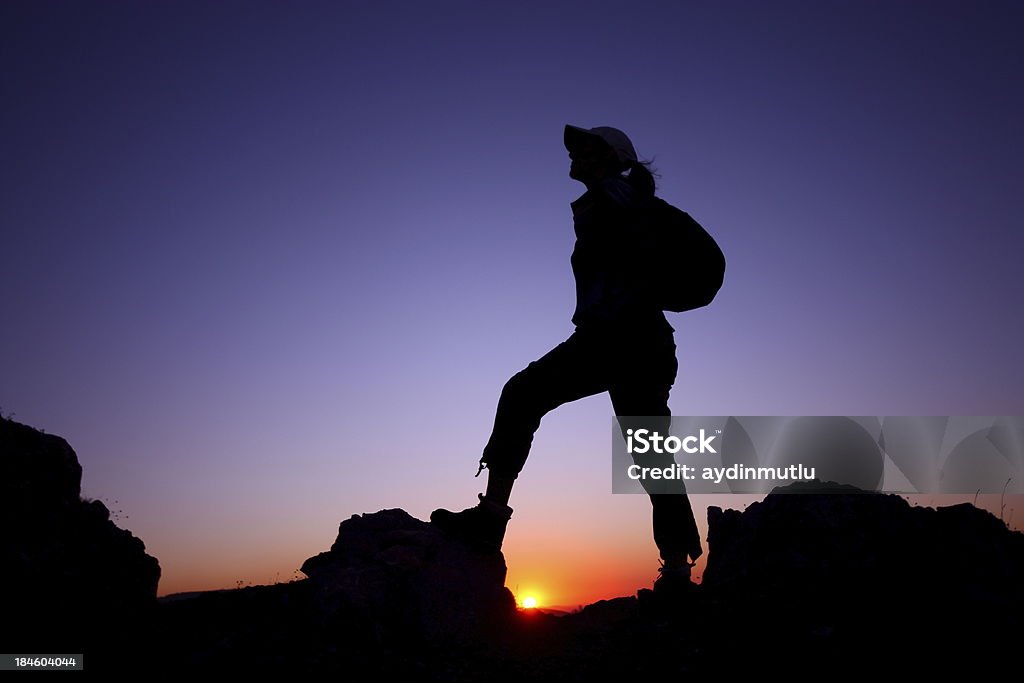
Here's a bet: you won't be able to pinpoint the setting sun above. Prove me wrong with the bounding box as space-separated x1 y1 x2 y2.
521 596 537 609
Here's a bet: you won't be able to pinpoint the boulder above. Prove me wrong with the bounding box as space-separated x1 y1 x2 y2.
301 508 516 643
0 417 161 652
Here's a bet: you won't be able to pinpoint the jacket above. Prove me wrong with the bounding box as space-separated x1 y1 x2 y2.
569 176 673 333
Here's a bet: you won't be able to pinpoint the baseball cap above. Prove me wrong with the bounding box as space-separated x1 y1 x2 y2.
564 124 638 165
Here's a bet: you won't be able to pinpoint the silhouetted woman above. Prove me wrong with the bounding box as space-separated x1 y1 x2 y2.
432 124 702 591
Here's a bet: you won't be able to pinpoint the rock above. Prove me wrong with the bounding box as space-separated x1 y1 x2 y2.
701 480 1024 665
0 417 161 652
301 508 516 644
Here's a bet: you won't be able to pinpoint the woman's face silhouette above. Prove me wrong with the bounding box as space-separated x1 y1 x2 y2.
568 136 617 185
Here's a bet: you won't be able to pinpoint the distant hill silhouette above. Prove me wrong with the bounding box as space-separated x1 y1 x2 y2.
4 418 1022 677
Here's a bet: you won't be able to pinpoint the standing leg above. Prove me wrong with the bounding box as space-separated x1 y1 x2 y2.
607 330 702 568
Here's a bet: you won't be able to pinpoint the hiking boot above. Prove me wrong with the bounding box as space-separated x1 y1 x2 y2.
652 559 695 599
430 494 513 554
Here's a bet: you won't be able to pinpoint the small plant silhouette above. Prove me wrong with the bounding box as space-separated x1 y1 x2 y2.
1000 478 1012 527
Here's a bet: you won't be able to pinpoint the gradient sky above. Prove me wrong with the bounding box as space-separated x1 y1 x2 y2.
3 1 1023 607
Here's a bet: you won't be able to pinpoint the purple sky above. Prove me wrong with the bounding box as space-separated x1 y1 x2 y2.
3 1 1022 602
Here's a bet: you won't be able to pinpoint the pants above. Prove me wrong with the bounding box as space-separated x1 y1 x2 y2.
479 322 702 561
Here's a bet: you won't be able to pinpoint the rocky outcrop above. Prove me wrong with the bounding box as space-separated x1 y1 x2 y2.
0 417 161 651
703 480 1024 606
699 480 1024 671
301 508 517 643
156 509 517 675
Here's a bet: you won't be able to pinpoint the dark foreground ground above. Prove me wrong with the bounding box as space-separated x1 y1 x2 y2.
5 416 1022 679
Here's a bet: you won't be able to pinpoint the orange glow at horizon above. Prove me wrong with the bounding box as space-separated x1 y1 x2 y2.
497 492 728 608
152 493 1024 607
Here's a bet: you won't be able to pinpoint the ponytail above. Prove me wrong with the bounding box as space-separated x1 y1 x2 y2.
625 159 657 197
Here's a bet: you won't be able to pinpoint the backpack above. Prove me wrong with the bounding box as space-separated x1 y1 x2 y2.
645 197 725 313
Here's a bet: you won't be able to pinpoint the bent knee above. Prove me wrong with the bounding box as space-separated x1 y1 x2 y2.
501 368 539 401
